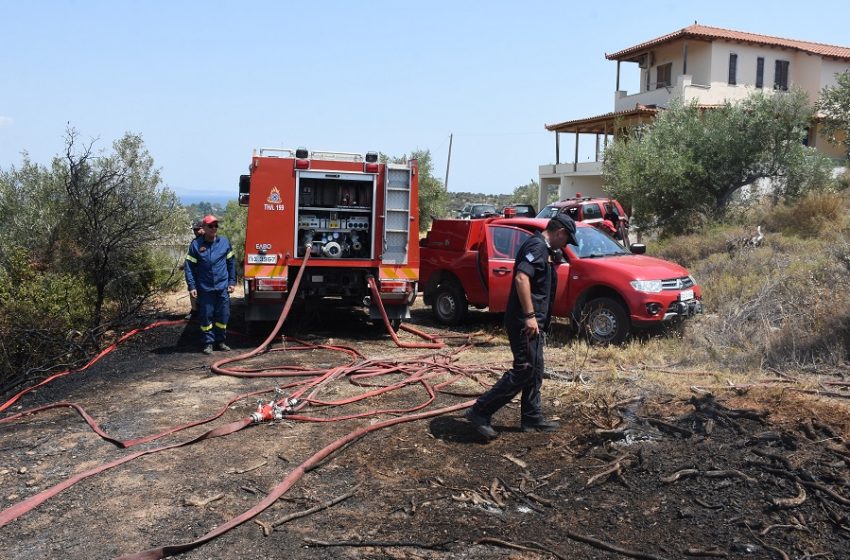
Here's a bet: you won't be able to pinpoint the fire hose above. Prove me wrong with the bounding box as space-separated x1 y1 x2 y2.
0 248 501 559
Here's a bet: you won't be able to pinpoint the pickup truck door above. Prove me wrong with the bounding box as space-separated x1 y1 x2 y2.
482 225 531 313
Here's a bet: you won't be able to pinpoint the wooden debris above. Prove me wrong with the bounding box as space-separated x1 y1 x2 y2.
771 482 807 508
254 519 272 537
661 469 699 484
684 547 728 557
183 493 224 507
304 537 453 550
704 469 757 484
502 454 528 469
271 483 361 528
226 459 267 475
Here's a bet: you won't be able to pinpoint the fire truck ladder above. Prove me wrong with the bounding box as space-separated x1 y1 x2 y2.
382 164 412 265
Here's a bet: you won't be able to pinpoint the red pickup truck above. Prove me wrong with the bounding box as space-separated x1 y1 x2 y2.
420 217 702 344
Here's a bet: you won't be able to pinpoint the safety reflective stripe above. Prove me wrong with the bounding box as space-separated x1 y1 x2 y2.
378 266 418 280
185 254 198 263
214 322 227 329
200 324 213 332
226 251 234 259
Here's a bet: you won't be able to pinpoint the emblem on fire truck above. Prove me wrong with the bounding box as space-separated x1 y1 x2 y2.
267 187 282 204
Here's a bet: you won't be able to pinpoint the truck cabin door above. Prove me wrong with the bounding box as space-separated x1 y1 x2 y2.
482 225 531 313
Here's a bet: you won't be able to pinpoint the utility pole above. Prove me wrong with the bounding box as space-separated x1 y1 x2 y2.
444 133 453 191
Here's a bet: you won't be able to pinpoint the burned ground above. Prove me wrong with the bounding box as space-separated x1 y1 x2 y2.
1 302 849 560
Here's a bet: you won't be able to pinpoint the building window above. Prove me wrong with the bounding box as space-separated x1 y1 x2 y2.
728 53 737 85
656 63 672 89
756 57 764 88
774 60 789 91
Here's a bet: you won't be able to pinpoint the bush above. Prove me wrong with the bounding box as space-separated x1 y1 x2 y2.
686 232 850 371
0 247 94 394
651 224 742 267
757 192 847 238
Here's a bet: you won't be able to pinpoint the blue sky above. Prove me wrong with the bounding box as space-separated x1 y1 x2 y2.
2 1 849 201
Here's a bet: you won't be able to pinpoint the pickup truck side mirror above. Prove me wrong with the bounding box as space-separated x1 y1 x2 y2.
629 243 646 255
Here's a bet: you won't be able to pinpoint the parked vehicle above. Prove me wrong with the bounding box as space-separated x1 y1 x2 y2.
537 196 630 244
420 217 702 344
457 203 498 219
499 203 536 218
238 147 419 331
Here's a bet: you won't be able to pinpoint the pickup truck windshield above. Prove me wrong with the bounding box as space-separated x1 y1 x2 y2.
537 205 559 219
571 228 628 258
473 204 496 216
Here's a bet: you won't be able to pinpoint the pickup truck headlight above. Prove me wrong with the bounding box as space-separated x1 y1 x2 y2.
688 274 697 286
630 279 663 293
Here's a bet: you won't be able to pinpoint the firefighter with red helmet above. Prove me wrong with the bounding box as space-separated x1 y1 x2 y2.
184 215 236 354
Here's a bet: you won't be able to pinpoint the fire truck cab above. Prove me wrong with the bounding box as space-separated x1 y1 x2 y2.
238 147 419 330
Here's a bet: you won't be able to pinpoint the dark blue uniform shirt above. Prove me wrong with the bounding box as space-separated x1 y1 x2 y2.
505 232 557 330
185 235 236 292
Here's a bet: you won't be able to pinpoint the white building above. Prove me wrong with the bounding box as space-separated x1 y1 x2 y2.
539 24 850 209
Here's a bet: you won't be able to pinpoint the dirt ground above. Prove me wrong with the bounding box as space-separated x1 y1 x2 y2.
1 298 850 560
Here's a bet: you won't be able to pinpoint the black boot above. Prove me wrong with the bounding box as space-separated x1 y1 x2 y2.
521 418 559 432
465 409 498 440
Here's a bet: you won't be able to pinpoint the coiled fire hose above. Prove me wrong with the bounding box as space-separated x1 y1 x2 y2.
0 249 499 559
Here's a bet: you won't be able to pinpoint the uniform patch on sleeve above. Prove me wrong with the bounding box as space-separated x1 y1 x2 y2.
525 252 535 262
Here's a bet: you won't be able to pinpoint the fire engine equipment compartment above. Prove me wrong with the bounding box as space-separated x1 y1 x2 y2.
296 172 374 260
239 147 419 327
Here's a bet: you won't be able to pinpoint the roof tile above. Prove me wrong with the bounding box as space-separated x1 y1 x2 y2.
607 24 850 61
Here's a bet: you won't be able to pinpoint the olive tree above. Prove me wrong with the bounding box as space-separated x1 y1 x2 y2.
61 129 184 325
816 71 850 159
603 89 832 234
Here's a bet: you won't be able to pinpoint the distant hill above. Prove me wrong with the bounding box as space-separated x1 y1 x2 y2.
178 193 234 207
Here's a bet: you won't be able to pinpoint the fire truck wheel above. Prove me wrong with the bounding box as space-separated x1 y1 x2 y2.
580 297 629 345
433 282 467 325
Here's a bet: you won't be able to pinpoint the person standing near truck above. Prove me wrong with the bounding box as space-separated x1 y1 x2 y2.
184 215 236 355
465 213 577 439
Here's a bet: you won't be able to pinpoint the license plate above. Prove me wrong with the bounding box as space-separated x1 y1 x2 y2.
311 275 324 283
247 254 278 264
679 289 694 301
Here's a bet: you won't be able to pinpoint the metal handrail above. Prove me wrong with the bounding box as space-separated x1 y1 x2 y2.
258 147 296 157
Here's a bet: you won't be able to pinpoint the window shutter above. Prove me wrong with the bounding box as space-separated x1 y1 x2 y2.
756 57 764 88
774 60 789 91
728 53 737 85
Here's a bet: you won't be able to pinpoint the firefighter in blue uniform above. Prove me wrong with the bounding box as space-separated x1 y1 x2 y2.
184 215 237 354
465 213 577 439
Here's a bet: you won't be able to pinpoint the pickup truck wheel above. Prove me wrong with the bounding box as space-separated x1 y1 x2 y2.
581 297 629 345
432 283 467 325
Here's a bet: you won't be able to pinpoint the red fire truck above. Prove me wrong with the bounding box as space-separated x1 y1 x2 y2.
238 147 419 330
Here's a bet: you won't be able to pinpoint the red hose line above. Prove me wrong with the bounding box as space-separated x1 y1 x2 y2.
0 320 187 413
210 250 312 376
0 417 254 529
114 399 475 560
367 276 445 349
0 246 503 555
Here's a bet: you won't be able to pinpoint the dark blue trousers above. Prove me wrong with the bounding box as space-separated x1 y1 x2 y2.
197 289 230 345
472 324 545 424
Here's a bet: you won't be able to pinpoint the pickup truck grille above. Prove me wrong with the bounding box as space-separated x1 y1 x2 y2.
661 276 694 290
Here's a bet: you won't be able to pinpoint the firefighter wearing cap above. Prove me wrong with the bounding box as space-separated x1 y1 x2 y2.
184 215 236 354
465 213 577 439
